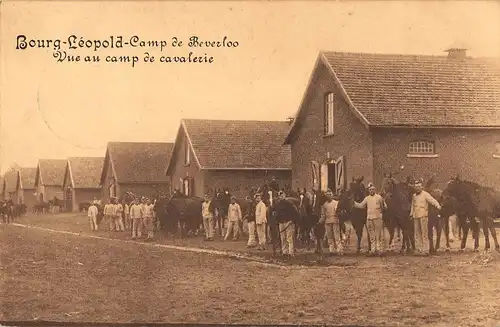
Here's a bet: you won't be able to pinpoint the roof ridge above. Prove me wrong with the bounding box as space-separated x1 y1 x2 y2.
320 50 500 60
182 118 290 123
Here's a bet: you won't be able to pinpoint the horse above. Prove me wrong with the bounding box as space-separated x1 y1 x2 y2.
156 190 203 238
1 200 15 223
209 188 232 239
442 176 500 252
380 174 415 253
337 177 371 253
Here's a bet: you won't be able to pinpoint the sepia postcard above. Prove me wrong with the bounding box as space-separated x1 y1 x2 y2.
1 1 500 326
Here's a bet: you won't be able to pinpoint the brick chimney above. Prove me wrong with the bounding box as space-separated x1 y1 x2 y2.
444 42 468 60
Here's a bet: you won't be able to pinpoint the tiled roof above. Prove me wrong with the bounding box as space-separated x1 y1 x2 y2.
322 51 500 127
19 167 37 189
67 157 104 188
4 170 18 193
104 142 173 184
37 159 66 186
180 119 292 169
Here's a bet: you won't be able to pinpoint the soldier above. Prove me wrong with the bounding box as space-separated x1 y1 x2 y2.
274 191 300 256
255 193 267 250
354 183 387 255
202 194 214 241
130 199 143 239
224 196 242 241
410 180 442 253
87 201 98 231
103 198 115 232
320 189 343 254
143 198 155 241
114 198 125 232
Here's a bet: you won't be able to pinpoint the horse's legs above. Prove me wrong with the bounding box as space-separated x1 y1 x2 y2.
487 218 500 251
460 217 469 250
472 219 480 250
481 218 491 250
387 218 395 249
443 216 451 250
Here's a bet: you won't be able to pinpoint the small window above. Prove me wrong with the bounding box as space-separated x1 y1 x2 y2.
185 142 191 165
324 92 334 135
407 141 437 158
494 142 500 158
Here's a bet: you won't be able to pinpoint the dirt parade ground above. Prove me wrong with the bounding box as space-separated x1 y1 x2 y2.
1 213 500 326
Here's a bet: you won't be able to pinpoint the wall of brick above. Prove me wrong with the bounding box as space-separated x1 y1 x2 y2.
204 170 292 198
372 128 500 190
168 128 205 197
18 189 37 208
289 60 374 190
101 157 115 203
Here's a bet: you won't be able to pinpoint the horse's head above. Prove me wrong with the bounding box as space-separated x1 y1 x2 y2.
349 176 367 202
336 188 354 215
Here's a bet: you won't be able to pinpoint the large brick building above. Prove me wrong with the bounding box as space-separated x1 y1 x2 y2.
284 49 500 193
34 159 67 202
100 142 173 203
166 119 292 198
62 157 104 212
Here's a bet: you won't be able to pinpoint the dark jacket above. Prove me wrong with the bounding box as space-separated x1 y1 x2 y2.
273 199 300 224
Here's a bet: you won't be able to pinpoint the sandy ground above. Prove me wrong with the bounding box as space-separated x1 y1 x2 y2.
1 213 500 326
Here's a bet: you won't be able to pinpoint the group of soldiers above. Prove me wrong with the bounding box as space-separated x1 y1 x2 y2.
201 178 443 257
87 196 157 241
84 176 444 257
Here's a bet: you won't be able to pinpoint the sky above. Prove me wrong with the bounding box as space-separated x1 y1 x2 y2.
1 0 499 173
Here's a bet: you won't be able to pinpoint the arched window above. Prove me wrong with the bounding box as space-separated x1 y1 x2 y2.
324 92 335 135
408 140 437 157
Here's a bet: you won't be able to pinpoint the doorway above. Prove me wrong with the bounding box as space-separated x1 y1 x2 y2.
320 156 346 195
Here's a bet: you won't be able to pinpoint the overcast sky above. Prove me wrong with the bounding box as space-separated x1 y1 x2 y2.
1 1 499 173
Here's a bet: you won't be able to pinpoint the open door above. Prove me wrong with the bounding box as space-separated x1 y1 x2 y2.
320 163 328 192
334 156 346 194
310 161 319 191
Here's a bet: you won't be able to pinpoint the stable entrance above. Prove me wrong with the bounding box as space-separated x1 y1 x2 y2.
320 155 346 195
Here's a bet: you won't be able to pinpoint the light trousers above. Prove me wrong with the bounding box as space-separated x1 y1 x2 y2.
325 221 343 253
256 223 267 246
144 217 154 238
413 216 429 251
203 216 214 239
132 218 143 238
105 214 114 231
114 215 125 231
448 214 459 240
88 216 98 231
225 220 240 240
367 218 385 252
247 221 257 246
279 221 296 255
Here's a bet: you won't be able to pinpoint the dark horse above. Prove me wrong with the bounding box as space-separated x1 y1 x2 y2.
286 189 327 254
210 188 231 239
442 176 500 251
156 190 203 238
380 174 415 253
337 177 370 253
1 200 15 223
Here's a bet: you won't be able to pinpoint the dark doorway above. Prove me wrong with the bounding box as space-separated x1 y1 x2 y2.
65 187 73 212
327 163 336 193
